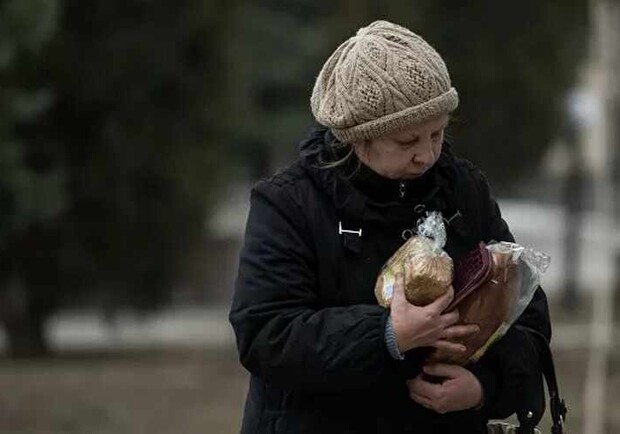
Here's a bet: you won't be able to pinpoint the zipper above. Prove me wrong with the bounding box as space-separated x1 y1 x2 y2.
399 181 406 199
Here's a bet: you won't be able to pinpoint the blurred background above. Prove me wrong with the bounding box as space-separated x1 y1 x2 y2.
0 1 618 433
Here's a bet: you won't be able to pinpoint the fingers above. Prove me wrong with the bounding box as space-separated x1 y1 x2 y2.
410 392 438 411
390 272 407 306
441 324 480 340
408 375 447 414
428 285 454 313
423 363 464 379
409 365 480 414
432 340 466 354
431 324 480 357
408 374 443 401
440 309 459 327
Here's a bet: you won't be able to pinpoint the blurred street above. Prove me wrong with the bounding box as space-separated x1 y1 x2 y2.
0 347 248 434
0 299 619 434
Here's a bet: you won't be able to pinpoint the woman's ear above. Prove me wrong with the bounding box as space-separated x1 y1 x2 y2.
351 139 369 161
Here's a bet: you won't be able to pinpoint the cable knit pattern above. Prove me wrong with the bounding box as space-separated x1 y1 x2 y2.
311 20 458 142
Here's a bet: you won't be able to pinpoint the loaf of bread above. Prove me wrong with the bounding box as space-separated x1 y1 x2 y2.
375 235 453 308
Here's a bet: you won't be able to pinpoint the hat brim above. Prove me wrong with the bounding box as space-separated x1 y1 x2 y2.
331 87 459 143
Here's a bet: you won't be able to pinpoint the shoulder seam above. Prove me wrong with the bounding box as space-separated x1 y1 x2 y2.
256 160 308 190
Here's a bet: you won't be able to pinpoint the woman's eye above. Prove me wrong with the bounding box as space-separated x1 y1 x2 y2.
398 138 418 147
431 130 442 139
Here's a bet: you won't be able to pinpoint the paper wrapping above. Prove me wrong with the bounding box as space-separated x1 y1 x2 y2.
429 248 519 365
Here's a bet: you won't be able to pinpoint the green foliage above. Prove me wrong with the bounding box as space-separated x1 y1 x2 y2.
1 0 233 320
0 0 64 356
225 0 337 169
40 0 231 307
0 0 64 238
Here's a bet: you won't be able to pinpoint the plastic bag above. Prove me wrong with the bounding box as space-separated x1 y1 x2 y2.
374 212 453 307
430 241 550 365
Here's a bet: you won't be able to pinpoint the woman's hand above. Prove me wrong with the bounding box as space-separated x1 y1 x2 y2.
407 364 483 413
389 273 479 353
427 321 481 362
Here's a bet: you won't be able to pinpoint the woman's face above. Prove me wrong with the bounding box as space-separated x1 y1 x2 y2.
352 114 449 180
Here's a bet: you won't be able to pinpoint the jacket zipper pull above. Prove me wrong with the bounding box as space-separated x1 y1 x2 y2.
399 181 406 199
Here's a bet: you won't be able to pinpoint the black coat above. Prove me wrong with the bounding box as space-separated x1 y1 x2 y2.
229 127 551 434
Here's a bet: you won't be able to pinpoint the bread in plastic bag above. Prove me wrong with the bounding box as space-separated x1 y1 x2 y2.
375 212 453 307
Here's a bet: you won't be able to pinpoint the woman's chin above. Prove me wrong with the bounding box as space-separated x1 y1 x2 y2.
402 172 424 180
380 169 424 180
405 165 434 179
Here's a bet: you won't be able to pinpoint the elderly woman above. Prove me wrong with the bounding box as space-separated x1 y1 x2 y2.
230 20 550 434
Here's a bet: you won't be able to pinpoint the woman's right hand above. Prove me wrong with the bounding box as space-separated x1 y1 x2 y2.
389 272 479 354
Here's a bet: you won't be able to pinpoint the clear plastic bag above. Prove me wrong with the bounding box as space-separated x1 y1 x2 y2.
374 212 453 307
470 242 550 361
374 210 550 365
430 241 550 364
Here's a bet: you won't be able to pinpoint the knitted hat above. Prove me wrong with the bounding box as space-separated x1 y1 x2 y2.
311 20 458 143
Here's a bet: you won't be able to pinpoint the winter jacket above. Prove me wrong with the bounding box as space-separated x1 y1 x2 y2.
229 126 552 434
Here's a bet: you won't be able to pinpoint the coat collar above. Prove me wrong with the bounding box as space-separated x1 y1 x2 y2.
299 126 458 227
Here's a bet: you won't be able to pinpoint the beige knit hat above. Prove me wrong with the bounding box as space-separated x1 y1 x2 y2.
311 20 458 143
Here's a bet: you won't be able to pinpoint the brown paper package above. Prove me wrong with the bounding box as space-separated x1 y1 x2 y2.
429 250 519 365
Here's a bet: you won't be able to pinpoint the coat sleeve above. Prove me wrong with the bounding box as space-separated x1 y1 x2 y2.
229 180 400 393
468 171 551 422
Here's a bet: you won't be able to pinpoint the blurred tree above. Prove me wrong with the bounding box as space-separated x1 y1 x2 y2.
225 0 336 173
43 0 230 310
0 0 64 356
0 0 231 356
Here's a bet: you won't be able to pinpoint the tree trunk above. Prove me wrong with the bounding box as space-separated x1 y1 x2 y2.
0 274 53 358
2 314 50 358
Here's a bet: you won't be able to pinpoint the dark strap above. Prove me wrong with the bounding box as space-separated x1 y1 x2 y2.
514 324 567 434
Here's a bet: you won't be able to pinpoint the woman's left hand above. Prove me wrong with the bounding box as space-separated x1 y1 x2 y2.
407 364 483 414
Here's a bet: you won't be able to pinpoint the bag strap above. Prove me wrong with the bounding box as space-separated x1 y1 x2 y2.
514 324 567 434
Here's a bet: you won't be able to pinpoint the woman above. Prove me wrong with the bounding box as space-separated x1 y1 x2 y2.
229 20 550 434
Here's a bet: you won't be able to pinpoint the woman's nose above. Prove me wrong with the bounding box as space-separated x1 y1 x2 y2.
412 136 435 165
